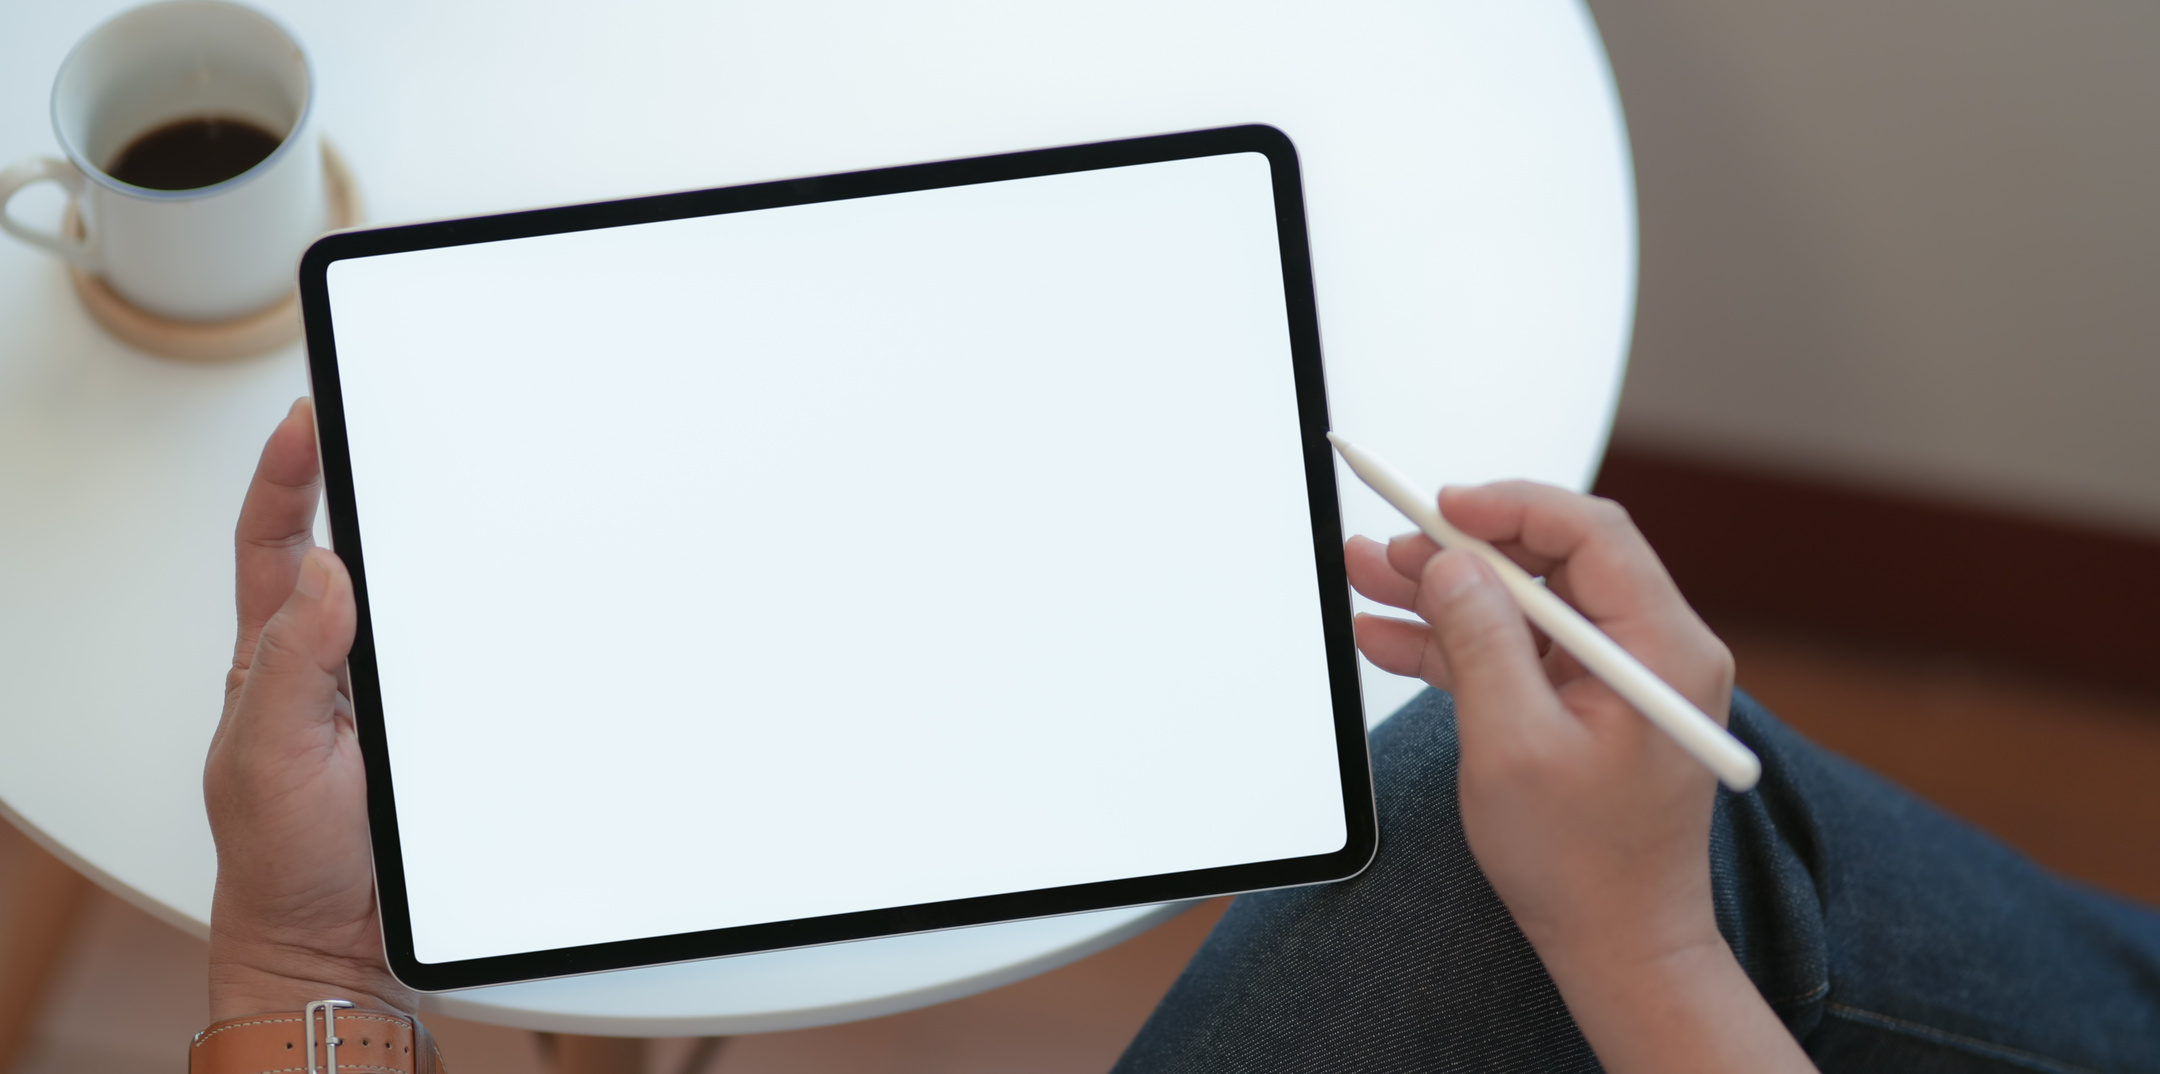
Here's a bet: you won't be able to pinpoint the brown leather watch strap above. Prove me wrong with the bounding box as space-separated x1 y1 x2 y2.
188 1003 448 1074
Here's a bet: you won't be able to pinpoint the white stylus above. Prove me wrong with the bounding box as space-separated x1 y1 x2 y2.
1328 432 1763 792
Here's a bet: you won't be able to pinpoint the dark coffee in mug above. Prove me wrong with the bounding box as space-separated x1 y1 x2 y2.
107 116 282 191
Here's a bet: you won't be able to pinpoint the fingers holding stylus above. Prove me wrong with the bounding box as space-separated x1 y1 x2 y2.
1344 481 1730 721
1381 531 1440 584
1437 482 1689 627
1437 481 1734 728
1348 530 1559 683
1414 549 1579 747
1360 484 1668 629
1347 534 1453 687
1345 534 1419 608
1351 612 1454 690
1357 540 1586 752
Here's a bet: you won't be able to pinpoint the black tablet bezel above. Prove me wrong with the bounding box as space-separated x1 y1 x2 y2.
299 124 1376 993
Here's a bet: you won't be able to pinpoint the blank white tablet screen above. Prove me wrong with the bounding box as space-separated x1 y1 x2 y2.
328 151 1346 966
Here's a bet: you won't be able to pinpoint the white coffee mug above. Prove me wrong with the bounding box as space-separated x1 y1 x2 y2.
0 1 326 323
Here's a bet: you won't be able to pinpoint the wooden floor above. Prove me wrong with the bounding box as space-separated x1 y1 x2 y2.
1723 624 2160 906
6 626 2160 1073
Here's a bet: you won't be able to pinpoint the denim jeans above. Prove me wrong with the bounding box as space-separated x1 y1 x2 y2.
1115 689 2160 1073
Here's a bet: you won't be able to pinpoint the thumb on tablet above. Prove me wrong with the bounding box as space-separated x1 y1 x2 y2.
221 547 357 768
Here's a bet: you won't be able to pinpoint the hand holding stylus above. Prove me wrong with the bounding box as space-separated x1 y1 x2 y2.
1335 447 1808 1072
1331 433 1760 791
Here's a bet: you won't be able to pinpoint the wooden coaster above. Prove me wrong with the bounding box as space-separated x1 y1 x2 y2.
65 140 363 363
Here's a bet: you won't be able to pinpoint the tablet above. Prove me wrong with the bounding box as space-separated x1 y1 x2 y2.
300 124 1374 992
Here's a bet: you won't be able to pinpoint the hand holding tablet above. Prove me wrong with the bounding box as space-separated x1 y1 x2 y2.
205 401 414 1021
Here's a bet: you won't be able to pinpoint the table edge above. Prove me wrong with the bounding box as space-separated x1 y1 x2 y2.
418 900 1197 1036
0 793 212 941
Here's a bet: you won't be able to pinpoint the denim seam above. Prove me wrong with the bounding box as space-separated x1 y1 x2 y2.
1767 979 1828 1009
1823 1003 2105 1074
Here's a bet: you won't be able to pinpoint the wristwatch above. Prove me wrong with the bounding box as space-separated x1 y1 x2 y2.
188 1000 448 1074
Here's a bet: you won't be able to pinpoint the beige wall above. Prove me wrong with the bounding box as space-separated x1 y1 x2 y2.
1585 0 2160 534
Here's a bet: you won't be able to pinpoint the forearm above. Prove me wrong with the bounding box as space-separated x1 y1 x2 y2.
1540 935 1815 1074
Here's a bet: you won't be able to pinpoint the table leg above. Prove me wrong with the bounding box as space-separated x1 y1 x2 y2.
674 1037 725 1074
0 829 93 1072
538 1033 645 1074
537 1033 726 1074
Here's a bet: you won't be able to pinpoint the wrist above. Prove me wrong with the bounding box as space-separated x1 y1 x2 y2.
1533 931 1813 1074
1522 908 1726 985
1503 855 1725 982
209 952 413 1022
1536 924 1734 999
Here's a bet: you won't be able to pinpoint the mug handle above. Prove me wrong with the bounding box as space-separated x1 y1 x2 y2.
0 156 101 272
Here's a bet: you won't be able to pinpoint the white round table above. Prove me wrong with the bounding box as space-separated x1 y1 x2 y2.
0 0 1634 1036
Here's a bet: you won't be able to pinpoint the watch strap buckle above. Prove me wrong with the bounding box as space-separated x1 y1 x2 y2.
305 999 356 1074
